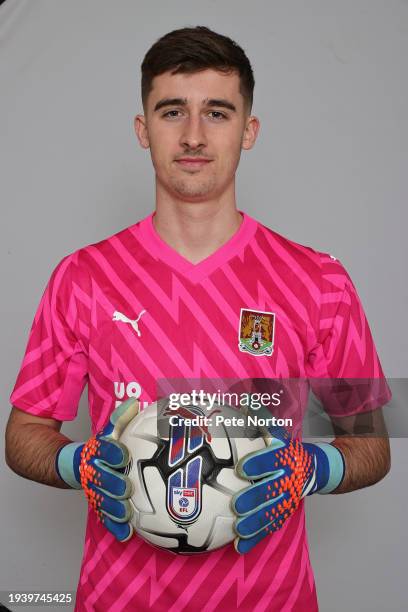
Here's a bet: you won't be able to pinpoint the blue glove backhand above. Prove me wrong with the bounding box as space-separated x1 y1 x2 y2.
56 398 138 542
232 427 345 554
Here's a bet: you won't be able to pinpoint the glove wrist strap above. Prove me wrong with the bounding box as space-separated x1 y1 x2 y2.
55 442 83 489
313 442 346 494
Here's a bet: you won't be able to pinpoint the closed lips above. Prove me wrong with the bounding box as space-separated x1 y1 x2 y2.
176 158 212 163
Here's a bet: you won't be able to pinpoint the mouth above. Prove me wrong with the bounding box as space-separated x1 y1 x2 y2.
175 159 213 170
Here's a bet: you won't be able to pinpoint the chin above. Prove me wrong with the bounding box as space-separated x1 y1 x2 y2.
171 180 216 200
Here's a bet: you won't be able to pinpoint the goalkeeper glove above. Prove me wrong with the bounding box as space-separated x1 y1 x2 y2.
55 398 138 542
232 427 345 554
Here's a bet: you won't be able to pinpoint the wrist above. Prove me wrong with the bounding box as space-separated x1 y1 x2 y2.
55 442 83 489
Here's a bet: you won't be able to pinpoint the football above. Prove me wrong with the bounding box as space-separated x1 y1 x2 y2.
119 398 267 553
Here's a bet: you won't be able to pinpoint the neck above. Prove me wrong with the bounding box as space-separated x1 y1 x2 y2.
153 185 242 264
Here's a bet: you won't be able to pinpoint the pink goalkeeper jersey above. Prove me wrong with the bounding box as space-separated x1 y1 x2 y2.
10 212 390 611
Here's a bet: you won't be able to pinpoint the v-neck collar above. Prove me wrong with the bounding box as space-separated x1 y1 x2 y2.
137 211 257 284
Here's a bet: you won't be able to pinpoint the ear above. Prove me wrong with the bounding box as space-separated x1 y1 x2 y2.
134 114 150 149
242 115 260 151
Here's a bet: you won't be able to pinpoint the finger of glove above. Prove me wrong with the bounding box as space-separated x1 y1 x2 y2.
86 482 133 522
234 529 270 555
234 493 290 538
101 515 133 543
95 438 130 469
86 461 132 499
101 398 139 441
236 442 286 479
232 476 286 515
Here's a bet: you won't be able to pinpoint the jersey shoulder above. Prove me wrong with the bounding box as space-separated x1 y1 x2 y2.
45 220 145 300
78 219 144 260
63 219 144 270
255 219 349 284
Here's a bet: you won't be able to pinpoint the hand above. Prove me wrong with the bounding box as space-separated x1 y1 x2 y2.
232 427 345 554
56 398 138 542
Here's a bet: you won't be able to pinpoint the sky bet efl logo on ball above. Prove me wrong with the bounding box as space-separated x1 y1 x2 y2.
170 488 198 520
238 308 275 356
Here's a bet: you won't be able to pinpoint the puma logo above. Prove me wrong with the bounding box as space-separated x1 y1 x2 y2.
112 309 146 337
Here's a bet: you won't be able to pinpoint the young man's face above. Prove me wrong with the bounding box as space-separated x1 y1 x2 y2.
135 68 259 202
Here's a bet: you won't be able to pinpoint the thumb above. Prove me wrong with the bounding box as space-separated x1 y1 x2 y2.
101 398 140 440
260 424 290 448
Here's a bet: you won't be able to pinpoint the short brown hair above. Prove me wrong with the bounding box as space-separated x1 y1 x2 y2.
141 26 255 114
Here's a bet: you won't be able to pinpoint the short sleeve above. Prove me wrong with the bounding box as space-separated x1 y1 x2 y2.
306 254 392 416
10 254 88 421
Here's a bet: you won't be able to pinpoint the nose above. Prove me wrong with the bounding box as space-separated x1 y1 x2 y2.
179 114 207 151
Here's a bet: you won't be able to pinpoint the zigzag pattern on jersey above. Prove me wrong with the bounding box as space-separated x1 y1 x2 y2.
69 224 328 610
11 215 387 611
76 501 315 611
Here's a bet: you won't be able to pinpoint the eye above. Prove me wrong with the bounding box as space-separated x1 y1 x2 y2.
162 110 182 118
208 111 227 120
161 110 228 120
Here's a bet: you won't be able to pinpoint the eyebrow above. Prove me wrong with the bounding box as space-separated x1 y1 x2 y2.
153 97 237 113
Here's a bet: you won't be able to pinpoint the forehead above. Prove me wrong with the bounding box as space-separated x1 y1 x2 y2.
148 68 243 107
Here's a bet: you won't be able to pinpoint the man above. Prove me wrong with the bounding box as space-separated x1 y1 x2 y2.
6 26 391 611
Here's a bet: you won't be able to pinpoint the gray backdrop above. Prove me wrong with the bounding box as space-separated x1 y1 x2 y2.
1 1 407 610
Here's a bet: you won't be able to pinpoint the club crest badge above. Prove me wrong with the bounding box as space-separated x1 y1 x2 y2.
238 308 275 357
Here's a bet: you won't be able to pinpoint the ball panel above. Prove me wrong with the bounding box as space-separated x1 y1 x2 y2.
138 467 175 532
215 467 248 492
139 532 180 550
204 516 235 550
208 434 233 460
